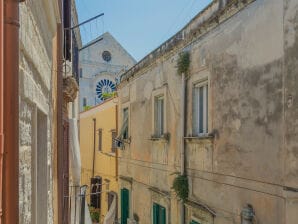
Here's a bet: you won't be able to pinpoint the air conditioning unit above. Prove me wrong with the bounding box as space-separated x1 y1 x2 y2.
127 218 137 224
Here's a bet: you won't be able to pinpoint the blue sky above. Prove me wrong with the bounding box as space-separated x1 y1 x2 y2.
75 0 212 61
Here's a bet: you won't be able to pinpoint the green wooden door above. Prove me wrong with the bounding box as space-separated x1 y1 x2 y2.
121 188 129 224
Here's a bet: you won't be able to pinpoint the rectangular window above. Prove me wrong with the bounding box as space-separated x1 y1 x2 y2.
154 95 164 137
79 68 83 78
190 220 200 224
111 129 117 152
153 203 166 224
98 129 102 151
192 82 208 135
90 177 102 209
122 108 129 139
83 97 87 107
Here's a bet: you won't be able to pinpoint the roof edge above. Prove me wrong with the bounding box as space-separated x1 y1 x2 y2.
119 0 256 86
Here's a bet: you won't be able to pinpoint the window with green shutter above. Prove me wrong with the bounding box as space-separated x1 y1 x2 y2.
190 220 200 224
152 203 166 224
121 188 129 224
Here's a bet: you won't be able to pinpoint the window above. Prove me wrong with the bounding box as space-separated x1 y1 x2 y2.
120 108 129 139
111 129 117 152
190 220 200 224
121 188 129 224
98 129 102 151
154 95 164 137
83 97 87 107
192 81 208 135
90 177 102 209
153 203 166 224
79 68 83 78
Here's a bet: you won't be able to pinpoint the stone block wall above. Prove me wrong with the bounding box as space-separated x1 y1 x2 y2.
118 0 298 223
18 1 58 223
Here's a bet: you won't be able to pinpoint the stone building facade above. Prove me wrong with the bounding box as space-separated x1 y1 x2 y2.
117 0 298 223
18 0 82 223
18 0 61 223
79 32 135 111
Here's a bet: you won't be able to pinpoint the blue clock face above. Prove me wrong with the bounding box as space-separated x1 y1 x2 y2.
96 79 116 101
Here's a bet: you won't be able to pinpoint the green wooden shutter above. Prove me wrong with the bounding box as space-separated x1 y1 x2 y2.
160 206 166 224
153 203 159 224
121 188 129 224
190 220 200 224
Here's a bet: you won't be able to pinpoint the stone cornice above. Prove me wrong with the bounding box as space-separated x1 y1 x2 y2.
119 0 256 88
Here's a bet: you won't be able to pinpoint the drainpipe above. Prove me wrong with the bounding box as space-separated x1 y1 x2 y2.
0 0 4 222
92 118 96 177
115 105 118 179
3 0 20 223
180 72 186 224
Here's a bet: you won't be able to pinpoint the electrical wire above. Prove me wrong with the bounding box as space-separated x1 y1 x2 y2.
160 0 194 44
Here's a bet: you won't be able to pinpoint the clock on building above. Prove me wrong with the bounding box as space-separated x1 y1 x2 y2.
96 79 116 101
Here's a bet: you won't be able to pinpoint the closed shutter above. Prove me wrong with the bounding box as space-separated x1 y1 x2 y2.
160 206 166 224
153 203 158 224
153 203 166 224
111 130 117 152
190 220 200 224
98 129 102 151
121 188 129 224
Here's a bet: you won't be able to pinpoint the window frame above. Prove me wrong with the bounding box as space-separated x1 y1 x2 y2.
119 102 130 141
152 202 166 224
122 107 129 140
154 95 164 137
151 87 167 138
192 79 209 136
90 176 102 209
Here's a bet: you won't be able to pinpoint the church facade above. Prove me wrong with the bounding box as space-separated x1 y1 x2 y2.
79 32 135 111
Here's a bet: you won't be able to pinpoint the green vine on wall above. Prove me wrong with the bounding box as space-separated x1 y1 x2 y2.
177 51 190 75
171 174 189 202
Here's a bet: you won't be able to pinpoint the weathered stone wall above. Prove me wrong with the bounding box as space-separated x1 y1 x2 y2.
118 0 298 223
283 0 298 222
19 1 59 223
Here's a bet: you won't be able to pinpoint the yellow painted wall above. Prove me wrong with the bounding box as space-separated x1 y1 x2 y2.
80 98 118 222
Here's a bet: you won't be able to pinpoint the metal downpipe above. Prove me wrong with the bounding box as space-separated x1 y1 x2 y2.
180 73 186 224
0 0 4 222
3 0 20 223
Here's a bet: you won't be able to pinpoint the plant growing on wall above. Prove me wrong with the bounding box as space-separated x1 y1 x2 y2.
177 51 190 75
83 105 92 111
89 206 100 223
171 173 189 202
102 91 116 100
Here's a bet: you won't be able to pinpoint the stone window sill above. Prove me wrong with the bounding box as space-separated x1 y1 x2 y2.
184 133 214 141
149 133 170 142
